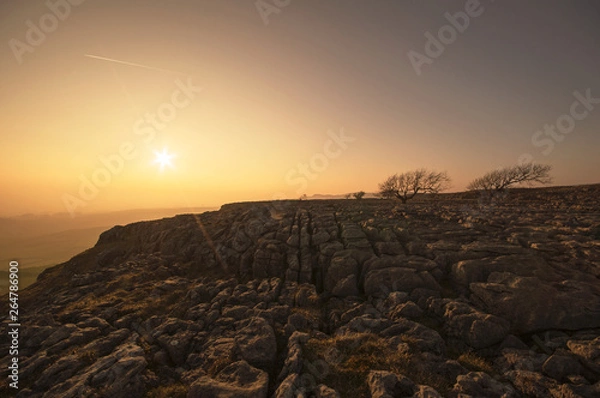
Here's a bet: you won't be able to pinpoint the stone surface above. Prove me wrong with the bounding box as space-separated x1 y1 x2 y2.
470 273 600 333
235 317 277 370
2 185 600 396
367 370 416 398
443 301 511 349
451 371 517 398
188 360 269 398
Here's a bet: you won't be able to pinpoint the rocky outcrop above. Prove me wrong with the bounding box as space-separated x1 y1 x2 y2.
1 184 600 397
470 273 600 333
188 360 269 398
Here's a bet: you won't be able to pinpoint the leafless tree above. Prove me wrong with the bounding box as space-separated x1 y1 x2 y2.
467 163 552 192
353 191 365 200
378 169 451 203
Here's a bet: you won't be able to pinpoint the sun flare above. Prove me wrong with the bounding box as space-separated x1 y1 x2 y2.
153 148 175 171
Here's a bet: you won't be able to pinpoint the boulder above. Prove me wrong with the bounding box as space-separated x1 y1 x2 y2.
451 254 557 288
367 370 416 398
274 374 300 398
188 360 268 398
542 354 582 382
382 319 446 355
157 330 195 366
470 273 600 333
235 318 277 370
451 371 517 398
325 255 358 292
504 370 558 397
364 268 440 297
495 348 548 373
332 274 360 297
315 384 341 398
443 301 510 349
412 385 442 398
389 301 423 319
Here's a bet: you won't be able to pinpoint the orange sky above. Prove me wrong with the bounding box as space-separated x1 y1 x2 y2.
1 1 599 216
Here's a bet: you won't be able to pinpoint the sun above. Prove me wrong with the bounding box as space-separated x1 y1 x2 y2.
153 148 175 171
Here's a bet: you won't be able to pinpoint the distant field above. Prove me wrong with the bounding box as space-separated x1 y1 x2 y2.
0 226 108 294
0 207 218 294
0 226 109 269
0 265 52 295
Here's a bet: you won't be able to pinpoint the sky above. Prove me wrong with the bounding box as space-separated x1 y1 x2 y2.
1 0 599 216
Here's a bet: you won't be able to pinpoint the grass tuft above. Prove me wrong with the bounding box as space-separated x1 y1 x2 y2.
303 333 451 397
457 352 495 374
146 383 187 398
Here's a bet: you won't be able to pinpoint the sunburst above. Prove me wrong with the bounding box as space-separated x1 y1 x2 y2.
153 148 175 171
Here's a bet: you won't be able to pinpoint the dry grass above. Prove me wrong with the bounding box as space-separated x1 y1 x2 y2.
207 355 232 377
146 383 187 398
59 288 127 315
290 306 321 322
304 333 450 397
75 348 98 365
105 273 139 290
117 294 178 319
59 284 182 321
65 347 99 367
457 352 495 374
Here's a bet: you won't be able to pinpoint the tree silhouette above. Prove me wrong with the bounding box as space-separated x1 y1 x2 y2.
468 163 552 192
353 191 365 200
379 169 451 203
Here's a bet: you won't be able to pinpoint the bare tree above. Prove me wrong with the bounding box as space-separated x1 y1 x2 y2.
353 191 365 200
468 163 552 192
378 169 451 203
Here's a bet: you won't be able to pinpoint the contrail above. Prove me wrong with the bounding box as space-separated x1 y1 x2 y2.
84 54 187 76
